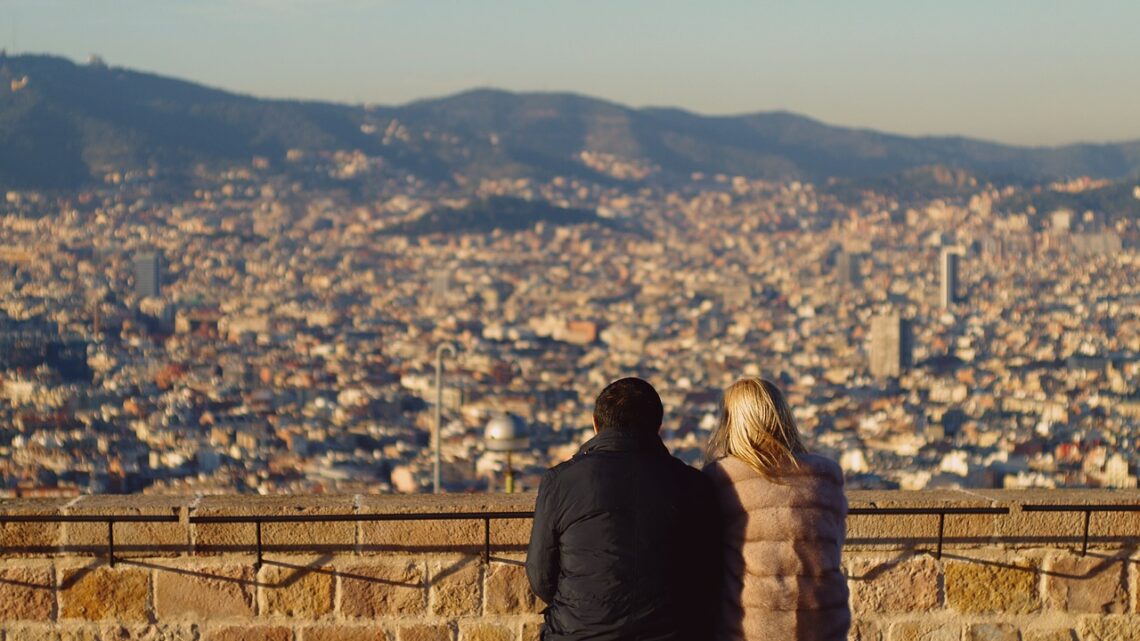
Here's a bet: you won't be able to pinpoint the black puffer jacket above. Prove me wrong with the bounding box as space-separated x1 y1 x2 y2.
526 429 721 641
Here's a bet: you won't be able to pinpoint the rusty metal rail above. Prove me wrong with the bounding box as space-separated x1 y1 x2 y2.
2 504 1137 566
1020 504 1140 556
0 513 179 567
847 506 1010 559
189 511 535 567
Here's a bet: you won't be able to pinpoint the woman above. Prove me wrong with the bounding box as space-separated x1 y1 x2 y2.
704 378 850 641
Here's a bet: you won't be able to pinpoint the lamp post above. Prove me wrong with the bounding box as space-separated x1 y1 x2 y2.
484 414 530 493
433 342 456 494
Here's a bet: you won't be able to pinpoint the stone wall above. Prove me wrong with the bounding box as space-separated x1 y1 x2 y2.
0 490 1137 641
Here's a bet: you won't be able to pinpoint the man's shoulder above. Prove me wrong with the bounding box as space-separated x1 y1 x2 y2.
673 456 716 493
540 453 585 487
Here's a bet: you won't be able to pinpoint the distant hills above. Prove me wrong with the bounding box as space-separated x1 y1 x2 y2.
2 53 1140 190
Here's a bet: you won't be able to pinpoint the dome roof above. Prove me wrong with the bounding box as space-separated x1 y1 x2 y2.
484 414 530 451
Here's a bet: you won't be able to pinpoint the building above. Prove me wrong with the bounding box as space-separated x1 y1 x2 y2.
940 247 961 308
134 251 163 299
836 250 862 290
870 313 913 379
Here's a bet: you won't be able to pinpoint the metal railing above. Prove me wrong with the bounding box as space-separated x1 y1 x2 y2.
1020 503 1140 555
1 503 1137 566
190 511 534 568
846 506 1010 559
0 513 179 567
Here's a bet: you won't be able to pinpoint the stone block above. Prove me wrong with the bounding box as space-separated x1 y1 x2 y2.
846 555 940 613
206 626 293 641
0 498 69 554
846 489 993 551
1042 553 1127 613
965 623 1018 641
260 562 334 618
887 621 959 641
1075 615 1140 641
429 559 481 617
458 623 511 641
0 565 54 621
845 512 939 551
1084 507 1140 546
485 560 540 614
945 557 1039 614
64 496 190 558
357 494 530 554
99 624 200 641
338 561 426 618
397 624 451 641
153 563 255 619
360 519 482 554
985 489 1140 549
57 629 101 641
4 624 62 641
1023 630 1074 641
193 496 355 555
303 627 387 641
849 620 883 641
1132 553 1140 614
489 518 532 550
59 566 150 622
994 504 1083 549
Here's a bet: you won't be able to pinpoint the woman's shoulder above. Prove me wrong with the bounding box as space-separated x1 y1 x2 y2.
701 457 735 488
792 452 845 485
702 455 756 483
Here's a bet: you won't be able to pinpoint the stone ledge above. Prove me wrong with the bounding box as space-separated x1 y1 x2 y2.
0 490 1137 558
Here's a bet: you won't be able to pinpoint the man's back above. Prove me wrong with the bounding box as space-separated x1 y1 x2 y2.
527 429 719 641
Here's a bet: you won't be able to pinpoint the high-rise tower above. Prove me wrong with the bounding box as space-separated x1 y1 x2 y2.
870 313 913 379
134 252 163 299
940 247 961 308
836 250 862 290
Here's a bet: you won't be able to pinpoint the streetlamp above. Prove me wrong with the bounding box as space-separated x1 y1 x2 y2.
433 342 456 494
484 413 530 493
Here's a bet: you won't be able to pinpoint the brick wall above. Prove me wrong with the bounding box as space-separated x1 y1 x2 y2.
0 490 1137 641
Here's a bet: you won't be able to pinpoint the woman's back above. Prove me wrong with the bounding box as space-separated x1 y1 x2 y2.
704 453 850 641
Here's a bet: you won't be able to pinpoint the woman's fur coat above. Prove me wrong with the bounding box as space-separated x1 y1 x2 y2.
703 453 850 641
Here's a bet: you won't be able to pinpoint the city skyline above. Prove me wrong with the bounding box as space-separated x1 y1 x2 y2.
3 1 1140 146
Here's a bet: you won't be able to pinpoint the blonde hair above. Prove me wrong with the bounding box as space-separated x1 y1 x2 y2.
706 378 806 479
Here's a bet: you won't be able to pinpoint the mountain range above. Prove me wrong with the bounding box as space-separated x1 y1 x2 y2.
2 53 1140 191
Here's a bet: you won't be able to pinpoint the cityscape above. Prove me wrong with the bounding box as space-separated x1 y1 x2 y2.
2 132 1139 495
4 7 1140 641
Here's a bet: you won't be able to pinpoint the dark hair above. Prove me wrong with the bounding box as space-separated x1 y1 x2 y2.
593 377 663 434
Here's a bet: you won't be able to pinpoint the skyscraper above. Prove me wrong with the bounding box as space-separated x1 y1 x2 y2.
836 250 862 290
940 247 961 308
870 313 913 379
135 252 163 299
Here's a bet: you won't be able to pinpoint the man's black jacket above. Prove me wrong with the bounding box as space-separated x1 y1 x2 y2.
526 429 721 641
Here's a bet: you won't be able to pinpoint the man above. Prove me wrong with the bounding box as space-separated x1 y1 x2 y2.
526 377 720 641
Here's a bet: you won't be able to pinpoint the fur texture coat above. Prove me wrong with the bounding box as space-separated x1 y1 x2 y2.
703 453 850 641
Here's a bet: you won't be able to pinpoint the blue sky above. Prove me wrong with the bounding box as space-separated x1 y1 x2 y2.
3 0 1139 146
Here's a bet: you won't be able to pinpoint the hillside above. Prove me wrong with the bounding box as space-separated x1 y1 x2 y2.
379 196 615 236
2 54 1140 190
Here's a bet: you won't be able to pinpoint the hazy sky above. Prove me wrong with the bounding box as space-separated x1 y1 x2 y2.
4 0 1139 146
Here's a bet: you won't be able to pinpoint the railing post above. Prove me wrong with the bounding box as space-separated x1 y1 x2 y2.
936 512 945 560
107 519 115 568
1081 510 1091 556
255 520 264 570
483 517 491 565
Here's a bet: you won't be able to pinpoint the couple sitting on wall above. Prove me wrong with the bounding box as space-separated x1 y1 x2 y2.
526 377 850 641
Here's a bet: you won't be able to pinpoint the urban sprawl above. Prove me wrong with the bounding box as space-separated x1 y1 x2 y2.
2 152 1139 495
